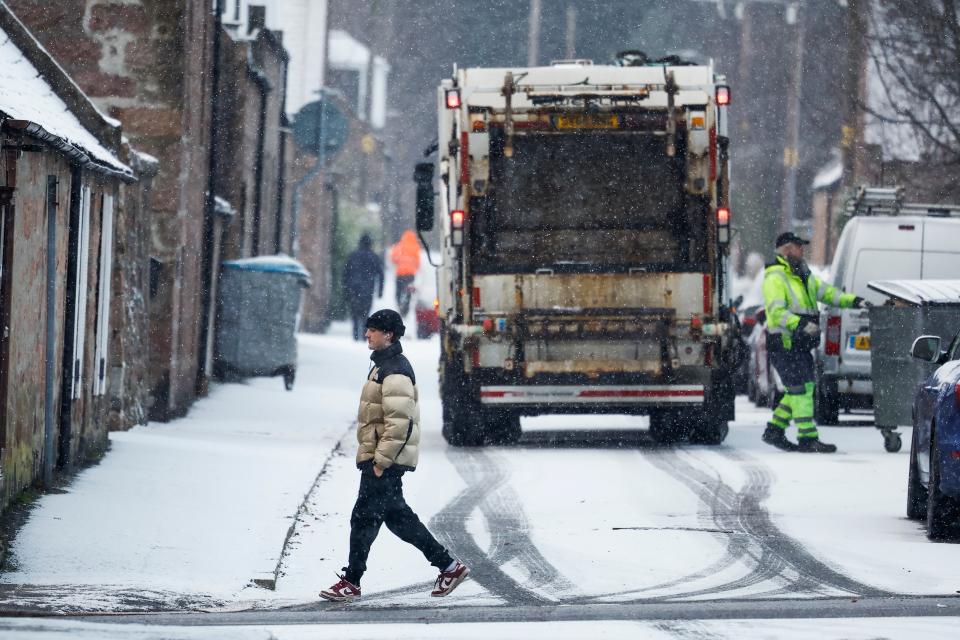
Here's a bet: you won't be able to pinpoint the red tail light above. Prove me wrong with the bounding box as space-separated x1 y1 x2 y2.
955 382 960 409
717 207 730 225
825 315 841 356
445 89 461 109
451 210 465 228
716 85 731 106
743 316 757 327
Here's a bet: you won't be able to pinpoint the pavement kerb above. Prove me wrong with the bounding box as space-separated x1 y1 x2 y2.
251 423 355 590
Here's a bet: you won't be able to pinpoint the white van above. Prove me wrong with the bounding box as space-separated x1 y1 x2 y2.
816 214 960 423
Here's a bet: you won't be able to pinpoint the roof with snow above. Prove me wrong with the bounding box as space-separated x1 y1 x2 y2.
0 3 131 177
868 280 960 306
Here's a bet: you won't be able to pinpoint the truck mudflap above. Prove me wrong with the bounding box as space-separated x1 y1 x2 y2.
478 384 705 405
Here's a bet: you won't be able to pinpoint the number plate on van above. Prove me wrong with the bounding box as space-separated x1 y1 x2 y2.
849 335 871 350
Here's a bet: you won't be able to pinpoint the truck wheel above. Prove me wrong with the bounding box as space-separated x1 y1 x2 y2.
485 410 522 445
927 428 960 541
650 410 690 444
688 412 729 445
907 426 928 520
814 379 840 425
440 361 485 447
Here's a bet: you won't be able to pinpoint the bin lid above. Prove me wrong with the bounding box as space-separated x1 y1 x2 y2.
868 279 960 306
222 254 311 285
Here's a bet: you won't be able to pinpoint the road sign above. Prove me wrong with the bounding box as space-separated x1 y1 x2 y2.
292 99 349 158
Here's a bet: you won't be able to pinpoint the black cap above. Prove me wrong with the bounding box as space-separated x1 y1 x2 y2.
775 231 810 248
366 309 406 338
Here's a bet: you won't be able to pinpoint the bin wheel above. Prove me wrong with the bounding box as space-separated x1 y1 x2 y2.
283 368 295 391
882 429 902 453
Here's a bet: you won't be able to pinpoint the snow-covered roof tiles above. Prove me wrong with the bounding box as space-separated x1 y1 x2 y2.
0 15 130 175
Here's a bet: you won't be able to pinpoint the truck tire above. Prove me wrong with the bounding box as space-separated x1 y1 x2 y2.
650 410 690 444
927 428 960 541
814 378 840 425
440 360 485 447
688 411 729 445
484 410 522 445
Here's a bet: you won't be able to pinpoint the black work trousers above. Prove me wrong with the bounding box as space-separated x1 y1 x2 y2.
345 469 452 586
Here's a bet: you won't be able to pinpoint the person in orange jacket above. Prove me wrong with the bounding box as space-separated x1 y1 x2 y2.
389 230 421 317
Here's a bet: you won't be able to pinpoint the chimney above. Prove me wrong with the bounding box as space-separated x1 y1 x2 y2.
248 5 266 34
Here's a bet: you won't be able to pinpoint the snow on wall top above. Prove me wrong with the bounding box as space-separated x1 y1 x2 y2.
0 26 130 174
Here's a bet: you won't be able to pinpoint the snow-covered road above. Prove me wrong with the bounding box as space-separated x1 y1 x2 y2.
2 319 959 636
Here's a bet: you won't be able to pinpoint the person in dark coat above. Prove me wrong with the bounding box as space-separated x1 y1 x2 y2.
342 234 384 341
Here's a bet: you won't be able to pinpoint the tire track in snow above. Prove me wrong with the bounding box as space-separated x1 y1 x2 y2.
613 446 894 601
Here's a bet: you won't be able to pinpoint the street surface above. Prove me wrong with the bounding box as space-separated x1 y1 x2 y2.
1 293 959 636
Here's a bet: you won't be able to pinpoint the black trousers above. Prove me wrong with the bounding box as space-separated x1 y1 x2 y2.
395 275 415 317
349 297 373 341
345 469 452 585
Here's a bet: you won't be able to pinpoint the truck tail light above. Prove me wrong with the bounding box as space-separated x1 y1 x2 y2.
451 209 465 246
955 382 960 410
825 315 842 356
445 89 461 109
717 207 730 245
716 85 731 106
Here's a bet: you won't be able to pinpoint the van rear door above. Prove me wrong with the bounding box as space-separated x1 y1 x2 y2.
845 224 923 374
921 218 960 277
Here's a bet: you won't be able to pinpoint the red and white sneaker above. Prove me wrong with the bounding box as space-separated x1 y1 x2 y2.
431 561 470 597
319 575 361 602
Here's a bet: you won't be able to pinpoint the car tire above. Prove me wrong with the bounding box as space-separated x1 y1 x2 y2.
926 427 960 541
907 426 928 520
814 378 840 426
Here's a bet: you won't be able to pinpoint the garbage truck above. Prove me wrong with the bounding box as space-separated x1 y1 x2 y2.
414 56 738 446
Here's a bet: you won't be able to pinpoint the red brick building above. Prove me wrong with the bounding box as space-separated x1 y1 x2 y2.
0 3 149 508
8 0 219 420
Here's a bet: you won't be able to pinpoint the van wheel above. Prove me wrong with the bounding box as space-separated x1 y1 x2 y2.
814 379 840 425
927 428 960 541
907 426 928 520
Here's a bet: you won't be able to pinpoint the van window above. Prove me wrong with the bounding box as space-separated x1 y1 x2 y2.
852 249 922 300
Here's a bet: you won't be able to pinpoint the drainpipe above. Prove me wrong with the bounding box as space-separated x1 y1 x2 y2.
198 0 225 394
43 176 57 486
248 50 272 256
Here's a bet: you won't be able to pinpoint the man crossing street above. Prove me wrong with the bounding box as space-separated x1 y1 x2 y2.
762 232 870 453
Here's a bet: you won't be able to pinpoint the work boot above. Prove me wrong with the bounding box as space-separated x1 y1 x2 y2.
319 574 361 602
431 560 470 597
762 425 798 451
797 437 837 453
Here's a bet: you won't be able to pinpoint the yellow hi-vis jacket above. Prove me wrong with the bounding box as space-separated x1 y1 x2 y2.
763 255 856 349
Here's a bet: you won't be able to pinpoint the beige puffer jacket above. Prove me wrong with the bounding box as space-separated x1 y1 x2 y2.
356 343 420 471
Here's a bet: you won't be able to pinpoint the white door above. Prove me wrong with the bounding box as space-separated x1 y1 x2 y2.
93 193 114 397
72 187 91 400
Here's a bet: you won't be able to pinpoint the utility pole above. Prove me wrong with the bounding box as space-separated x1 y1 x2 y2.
565 3 577 59
527 0 541 66
779 2 805 234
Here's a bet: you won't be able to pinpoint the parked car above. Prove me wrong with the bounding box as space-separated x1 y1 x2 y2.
745 307 784 408
732 303 762 394
414 268 441 339
907 329 960 541
816 214 960 424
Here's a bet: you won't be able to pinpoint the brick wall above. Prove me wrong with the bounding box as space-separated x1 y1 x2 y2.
9 0 217 420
